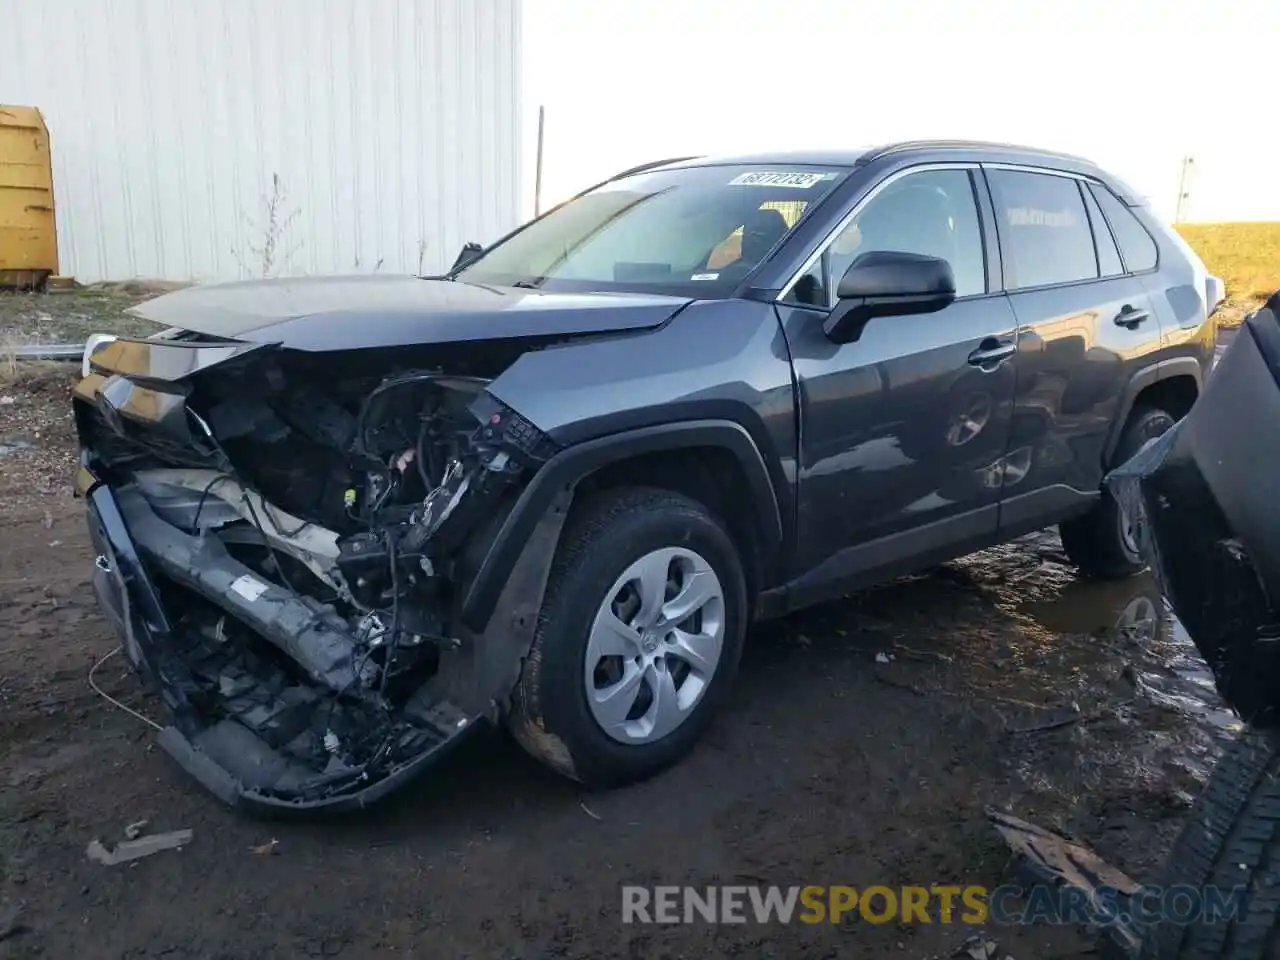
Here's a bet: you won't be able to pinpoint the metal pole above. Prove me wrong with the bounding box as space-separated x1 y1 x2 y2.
534 105 545 217
1174 155 1193 223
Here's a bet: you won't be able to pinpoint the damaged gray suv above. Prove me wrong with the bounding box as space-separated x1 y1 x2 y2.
74 141 1223 811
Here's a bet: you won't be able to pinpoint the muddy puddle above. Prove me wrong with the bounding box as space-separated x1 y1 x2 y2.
1016 565 1240 739
943 529 1239 807
959 529 1235 729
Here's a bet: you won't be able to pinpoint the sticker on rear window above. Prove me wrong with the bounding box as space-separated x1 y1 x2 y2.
691 272 719 281
230 574 270 602
729 171 828 189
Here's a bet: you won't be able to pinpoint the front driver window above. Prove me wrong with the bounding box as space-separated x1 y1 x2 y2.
788 168 986 307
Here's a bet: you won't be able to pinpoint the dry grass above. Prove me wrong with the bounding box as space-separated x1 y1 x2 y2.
0 285 165 346
0 283 174 384
1175 222 1280 325
0 359 70 390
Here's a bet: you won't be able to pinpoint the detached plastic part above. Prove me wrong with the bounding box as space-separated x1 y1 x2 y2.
1107 291 1280 724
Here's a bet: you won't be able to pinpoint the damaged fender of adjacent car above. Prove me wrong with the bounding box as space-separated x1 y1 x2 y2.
1108 292 1280 725
73 277 692 811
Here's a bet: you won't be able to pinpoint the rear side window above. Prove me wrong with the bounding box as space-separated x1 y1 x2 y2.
1088 183 1158 273
1081 186 1124 277
987 170 1098 289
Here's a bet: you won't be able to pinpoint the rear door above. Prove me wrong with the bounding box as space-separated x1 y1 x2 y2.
985 166 1164 537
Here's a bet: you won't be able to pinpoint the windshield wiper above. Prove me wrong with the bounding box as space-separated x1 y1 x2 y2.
511 278 545 289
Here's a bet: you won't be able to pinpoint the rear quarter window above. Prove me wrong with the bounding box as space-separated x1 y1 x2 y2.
1088 183 1158 273
1080 185 1125 278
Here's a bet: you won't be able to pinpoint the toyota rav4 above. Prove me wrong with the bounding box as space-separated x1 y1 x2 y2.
73 140 1223 811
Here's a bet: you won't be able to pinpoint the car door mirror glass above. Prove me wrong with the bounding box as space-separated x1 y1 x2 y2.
823 251 956 344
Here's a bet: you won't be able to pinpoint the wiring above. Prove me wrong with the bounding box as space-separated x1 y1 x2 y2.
259 498 311 538
185 381 450 781
324 529 404 774
239 492 310 600
190 471 235 531
363 532 423 769
192 468 310 539
88 646 164 732
188 419 319 605
188 471 339 605
415 419 435 492
382 534 403 695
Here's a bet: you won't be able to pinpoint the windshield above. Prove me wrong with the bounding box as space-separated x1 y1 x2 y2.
455 163 849 296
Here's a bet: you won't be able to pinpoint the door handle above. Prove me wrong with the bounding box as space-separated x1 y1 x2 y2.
1114 305 1150 328
967 340 1016 370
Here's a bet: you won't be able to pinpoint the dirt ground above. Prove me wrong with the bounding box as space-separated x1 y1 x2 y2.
0 312 1231 959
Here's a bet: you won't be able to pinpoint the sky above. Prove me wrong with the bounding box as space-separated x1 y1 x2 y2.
522 0 1277 224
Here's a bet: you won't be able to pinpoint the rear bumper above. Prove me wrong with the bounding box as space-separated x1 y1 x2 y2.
1107 292 1280 724
81 468 483 814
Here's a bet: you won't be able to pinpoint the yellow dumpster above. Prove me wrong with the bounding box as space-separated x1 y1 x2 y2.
0 105 58 289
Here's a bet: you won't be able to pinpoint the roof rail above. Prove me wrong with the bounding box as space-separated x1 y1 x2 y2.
859 139 1094 165
608 156 702 180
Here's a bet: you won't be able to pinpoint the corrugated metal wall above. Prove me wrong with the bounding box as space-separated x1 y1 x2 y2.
0 0 522 283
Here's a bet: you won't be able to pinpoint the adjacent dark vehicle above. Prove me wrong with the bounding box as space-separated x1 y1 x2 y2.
73 141 1223 810
1103 292 1280 959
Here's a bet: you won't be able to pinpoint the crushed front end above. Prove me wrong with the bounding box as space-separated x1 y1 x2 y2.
1108 292 1280 726
74 332 559 811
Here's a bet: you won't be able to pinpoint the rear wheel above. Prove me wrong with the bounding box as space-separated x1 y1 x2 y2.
507 487 748 787
1137 725 1280 959
1061 406 1175 579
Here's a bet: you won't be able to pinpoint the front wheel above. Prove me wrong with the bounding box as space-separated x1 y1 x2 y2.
507 487 748 787
1061 406 1175 579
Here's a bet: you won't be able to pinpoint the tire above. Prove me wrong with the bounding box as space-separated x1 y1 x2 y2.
1136 725 1280 959
1061 406 1175 579
507 486 748 788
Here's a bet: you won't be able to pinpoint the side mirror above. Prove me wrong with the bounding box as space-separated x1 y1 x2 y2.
824 251 956 344
450 241 484 272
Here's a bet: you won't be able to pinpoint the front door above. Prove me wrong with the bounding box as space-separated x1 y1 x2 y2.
779 166 1020 603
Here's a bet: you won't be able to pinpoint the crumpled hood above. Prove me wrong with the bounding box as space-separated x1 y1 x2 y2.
129 274 692 351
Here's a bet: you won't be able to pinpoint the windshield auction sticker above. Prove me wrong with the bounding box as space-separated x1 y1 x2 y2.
729 171 828 188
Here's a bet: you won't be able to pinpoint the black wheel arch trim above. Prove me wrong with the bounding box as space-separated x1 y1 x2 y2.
460 419 785 633
1102 356 1203 465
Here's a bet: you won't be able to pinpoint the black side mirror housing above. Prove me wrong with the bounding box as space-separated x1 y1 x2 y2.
450 242 484 272
823 251 957 344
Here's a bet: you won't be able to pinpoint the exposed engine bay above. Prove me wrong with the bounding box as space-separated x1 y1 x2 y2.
76 341 560 809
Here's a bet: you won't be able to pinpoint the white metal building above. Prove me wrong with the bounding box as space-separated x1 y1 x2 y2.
0 0 522 283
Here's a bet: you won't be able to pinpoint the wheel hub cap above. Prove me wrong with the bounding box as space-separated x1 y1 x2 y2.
584 546 726 745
